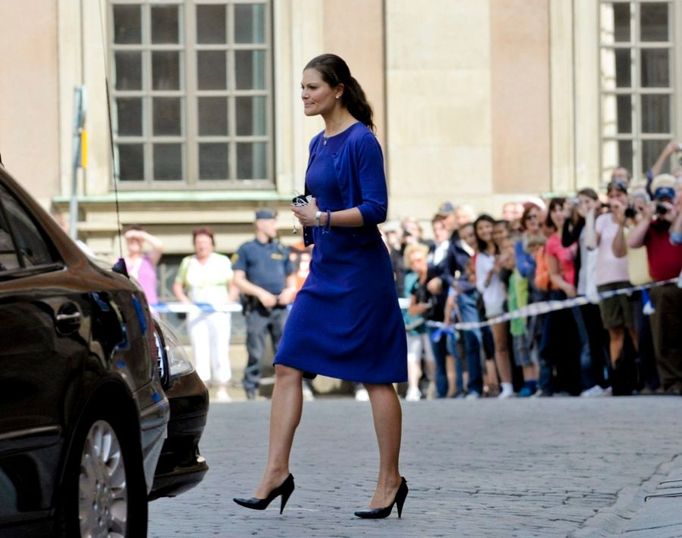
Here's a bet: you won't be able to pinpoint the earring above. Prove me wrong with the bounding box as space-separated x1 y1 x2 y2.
335 95 340 99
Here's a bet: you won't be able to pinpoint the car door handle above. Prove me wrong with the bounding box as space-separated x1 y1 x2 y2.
56 304 82 335
56 312 81 322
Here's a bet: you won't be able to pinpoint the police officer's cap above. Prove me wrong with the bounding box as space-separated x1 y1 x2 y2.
255 208 277 220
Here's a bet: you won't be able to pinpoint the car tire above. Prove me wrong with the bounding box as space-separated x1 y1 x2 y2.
57 403 148 537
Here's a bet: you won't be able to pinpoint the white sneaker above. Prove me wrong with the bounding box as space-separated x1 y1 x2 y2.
498 385 515 399
465 391 480 400
405 387 421 401
302 384 315 401
580 385 606 397
354 387 369 401
214 386 231 402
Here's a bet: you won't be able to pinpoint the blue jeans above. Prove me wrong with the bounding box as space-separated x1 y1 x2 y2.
571 305 596 391
428 326 449 397
446 332 464 394
456 291 484 395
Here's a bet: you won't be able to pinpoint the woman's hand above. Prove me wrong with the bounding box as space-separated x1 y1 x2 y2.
426 277 443 295
291 196 320 227
562 282 577 298
611 199 626 225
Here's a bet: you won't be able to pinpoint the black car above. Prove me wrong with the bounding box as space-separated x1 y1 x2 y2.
0 164 169 537
149 318 209 500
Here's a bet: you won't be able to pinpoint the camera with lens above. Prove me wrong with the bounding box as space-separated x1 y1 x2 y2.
655 203 670 216
624 205 637 219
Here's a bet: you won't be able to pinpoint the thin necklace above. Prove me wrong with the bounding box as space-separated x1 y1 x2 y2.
323 120 357 145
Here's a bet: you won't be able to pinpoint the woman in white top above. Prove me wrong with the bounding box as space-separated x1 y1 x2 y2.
474 214 514 398
173 227 238 401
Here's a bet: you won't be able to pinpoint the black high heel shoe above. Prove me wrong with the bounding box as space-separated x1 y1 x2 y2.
233 474 295 514
354 477 408 519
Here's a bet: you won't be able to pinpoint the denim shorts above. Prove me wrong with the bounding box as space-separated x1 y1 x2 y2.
512 332 536 367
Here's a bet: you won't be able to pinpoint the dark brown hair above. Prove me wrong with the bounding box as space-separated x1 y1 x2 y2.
577 187 599 200
192 226 215 246
545 197 565 230
304 54 375 131
473 214 498 254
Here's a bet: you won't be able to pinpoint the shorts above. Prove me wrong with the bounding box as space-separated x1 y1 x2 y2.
406 333 435 364
512 332 537 367
597 281 635 329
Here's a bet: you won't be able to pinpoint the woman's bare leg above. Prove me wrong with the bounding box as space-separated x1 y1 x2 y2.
492 323 512 384
254 364 303 498
364 383 403 508
608 327 625 368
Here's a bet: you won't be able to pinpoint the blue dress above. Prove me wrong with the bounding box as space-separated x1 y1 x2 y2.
274 123 407 383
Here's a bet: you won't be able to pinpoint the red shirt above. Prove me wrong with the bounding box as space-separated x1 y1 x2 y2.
644 220 682 281
545 233 576 286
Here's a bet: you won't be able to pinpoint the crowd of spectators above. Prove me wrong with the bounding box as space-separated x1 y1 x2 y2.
385 145 682 400
125 144 682 402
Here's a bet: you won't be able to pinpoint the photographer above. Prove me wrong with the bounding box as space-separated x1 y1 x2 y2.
584 181 639 393
627 175 682 395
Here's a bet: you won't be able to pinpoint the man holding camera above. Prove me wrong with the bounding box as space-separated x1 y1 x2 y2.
627 174 682 395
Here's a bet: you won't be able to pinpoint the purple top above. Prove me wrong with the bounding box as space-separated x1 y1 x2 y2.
126 255 158 305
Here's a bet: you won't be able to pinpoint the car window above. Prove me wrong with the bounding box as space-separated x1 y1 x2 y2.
0 207 19 271
0 184 58 269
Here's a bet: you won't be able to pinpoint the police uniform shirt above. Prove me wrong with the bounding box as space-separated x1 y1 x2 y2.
232 239 294 295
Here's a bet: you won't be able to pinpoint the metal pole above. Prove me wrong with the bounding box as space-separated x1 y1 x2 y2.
69 86 86 241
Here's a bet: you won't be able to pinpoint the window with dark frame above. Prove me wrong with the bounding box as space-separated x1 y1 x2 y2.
109 1 272 187
599 1 676 182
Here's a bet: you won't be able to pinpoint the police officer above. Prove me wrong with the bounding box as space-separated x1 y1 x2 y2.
233 209 297 399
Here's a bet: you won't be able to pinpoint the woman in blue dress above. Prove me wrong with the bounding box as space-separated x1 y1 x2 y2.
234 54 408 519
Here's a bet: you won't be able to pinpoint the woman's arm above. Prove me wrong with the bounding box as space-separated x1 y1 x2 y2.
475 253 497 292
292 133 387 228
141 231 164 265
671 196 682 244
547 252 575 297
172 281 190 303
584 209 598 250
612 223 628 258
627 205 654 248
172 258 190 303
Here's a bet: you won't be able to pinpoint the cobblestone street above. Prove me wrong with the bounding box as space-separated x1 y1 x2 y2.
149 396 682 537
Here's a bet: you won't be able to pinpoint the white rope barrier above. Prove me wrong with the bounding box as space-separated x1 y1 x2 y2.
402 277 679 333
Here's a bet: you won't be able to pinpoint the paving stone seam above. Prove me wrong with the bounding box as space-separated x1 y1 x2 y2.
571 454 682 537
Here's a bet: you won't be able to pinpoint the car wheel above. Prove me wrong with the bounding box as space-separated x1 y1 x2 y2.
58 406 148 537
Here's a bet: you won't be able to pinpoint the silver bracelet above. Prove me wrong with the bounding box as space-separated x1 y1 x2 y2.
315 210 322 227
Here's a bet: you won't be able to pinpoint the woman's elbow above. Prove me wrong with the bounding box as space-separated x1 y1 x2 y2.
360 203 387 225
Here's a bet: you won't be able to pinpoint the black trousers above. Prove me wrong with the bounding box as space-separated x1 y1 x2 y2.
649 285 682 392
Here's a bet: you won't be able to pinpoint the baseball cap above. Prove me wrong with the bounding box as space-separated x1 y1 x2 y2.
651 174 676 201
437 201 456 216
255 208 277 220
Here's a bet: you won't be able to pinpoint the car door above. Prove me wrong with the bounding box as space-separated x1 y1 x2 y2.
0 181 92 526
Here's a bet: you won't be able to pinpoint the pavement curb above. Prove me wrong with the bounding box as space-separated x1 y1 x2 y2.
572 454 682 537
